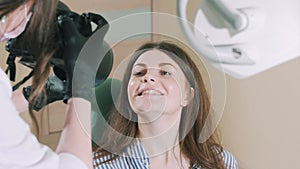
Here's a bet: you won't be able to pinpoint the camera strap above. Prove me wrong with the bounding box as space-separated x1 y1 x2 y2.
5 54 16 81
5 53 34 91
12 70 33 91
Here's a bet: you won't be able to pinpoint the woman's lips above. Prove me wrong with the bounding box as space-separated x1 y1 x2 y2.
137 89 163 96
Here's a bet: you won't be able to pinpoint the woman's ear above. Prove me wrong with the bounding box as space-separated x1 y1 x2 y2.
181 87 194 107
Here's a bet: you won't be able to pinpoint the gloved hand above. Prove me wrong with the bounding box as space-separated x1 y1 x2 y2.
58 12 110 103
58 16 96 103
23 74 66 111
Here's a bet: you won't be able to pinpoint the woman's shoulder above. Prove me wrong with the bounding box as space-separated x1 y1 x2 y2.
221 148 238 169
192 147 238 169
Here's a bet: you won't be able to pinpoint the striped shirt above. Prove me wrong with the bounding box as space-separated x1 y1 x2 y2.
93 140 238 169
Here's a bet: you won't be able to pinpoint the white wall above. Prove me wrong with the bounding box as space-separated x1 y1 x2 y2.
152 1 300 169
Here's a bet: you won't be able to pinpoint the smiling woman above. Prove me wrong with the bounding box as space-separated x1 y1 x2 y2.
93 41 238 169
0 0 94 169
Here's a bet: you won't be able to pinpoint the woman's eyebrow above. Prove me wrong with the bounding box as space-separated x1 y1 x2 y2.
133 63 146 67
159 63 178 69
133 62 178 69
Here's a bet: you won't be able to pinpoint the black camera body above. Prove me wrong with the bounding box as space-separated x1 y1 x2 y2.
5 1 113 88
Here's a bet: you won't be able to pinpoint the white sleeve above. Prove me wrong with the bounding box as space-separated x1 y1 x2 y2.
0 69 88 169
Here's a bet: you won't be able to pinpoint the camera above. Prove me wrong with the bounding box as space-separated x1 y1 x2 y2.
5 1 113 89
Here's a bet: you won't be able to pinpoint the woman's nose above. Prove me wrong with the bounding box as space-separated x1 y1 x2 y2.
142 71 156 83
143 76 155 83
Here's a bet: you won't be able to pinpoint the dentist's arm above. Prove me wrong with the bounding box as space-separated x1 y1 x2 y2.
56 98 92 169
12 89 28 113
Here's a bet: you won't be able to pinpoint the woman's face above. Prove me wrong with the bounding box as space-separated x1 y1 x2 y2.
0 0 33 41
128 49 191 122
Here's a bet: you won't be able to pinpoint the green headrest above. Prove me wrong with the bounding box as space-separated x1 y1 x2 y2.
91 78 122 147
93 78 122 119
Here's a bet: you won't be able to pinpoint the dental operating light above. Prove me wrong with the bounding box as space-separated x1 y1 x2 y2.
178 0 300 78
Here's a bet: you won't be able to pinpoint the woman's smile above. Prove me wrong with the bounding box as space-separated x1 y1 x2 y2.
137 85 164 96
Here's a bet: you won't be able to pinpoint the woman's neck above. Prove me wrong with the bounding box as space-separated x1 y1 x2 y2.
138 110 181 157
148 145 190 169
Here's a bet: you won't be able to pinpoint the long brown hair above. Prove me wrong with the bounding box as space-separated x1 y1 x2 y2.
0 0 58 135
94 41 226 168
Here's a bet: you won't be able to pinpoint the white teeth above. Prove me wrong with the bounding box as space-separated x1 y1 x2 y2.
142 90 162 95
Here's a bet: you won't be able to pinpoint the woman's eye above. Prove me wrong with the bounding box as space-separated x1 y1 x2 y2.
160 70 171 76
133 70 146 76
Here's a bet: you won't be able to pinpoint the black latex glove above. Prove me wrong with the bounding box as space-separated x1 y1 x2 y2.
23 74 66 111
58 15 109 103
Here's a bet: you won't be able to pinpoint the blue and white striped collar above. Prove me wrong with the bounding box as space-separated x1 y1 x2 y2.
93 139 237 169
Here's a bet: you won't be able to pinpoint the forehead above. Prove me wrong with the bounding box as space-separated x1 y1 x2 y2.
134 49 179 67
